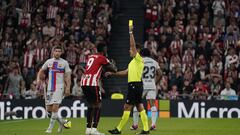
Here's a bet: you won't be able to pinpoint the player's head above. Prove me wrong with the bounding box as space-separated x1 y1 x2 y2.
52 46 63 59
140 48 151 57
129 43 142 57
97 43 107 54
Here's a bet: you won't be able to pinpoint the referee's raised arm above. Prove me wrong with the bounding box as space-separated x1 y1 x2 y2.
129 20 137 57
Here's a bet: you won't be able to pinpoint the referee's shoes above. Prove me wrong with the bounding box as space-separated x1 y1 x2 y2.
108 128 121 134
136 130 150 134
108 128 150 134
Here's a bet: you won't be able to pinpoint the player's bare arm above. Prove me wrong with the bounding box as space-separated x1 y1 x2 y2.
129 24 137 57
37 69 45 83
155 68 162 85
113 69 128 77
105 69 128 77
64 72 71 96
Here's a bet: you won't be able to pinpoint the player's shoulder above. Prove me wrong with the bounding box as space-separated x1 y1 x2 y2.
59 58 70 65
45 58 54 63
143 57 156 63
95 54 108 61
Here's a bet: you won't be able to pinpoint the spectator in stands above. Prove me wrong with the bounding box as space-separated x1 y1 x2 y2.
182 80 193 99
169 67 183 90
23 81 39 99
192 81 209 100
210 54 223 74
17 8 31 29
144 35 158 56
72 65 85 88
4 66 25 99
65 43 78 69
212 0 225 19
42 20 56 37
182 47 195 73
183 67 194 84
220 82 237 100
72 78 83 99
2 34 13 60
168 85 179 100
208 74 222 100
169 53 181 72
169 34 183 57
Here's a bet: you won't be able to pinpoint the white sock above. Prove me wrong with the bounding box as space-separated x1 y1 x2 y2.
57 113 64 125
151 106 157 126
133 106 139 126
48 112 57 130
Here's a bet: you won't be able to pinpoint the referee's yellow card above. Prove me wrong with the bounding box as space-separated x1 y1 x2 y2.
129 20 133 27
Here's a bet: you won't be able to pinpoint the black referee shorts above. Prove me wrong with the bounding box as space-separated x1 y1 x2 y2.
82 86 102 104
126 82 143 105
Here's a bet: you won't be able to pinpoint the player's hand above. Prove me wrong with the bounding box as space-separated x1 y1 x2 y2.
129 25 133 33
36 80 42 87
104 72 113 77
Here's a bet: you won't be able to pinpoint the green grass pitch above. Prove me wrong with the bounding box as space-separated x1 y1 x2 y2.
0 117 239 135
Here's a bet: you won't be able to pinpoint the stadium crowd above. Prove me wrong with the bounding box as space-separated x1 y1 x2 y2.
0 0 240 101
143 0 240 100
0 0 115 99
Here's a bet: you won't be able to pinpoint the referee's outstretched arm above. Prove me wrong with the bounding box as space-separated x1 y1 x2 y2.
129 25 137 57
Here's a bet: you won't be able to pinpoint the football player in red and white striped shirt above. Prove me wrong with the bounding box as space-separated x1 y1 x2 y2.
81 43 116 135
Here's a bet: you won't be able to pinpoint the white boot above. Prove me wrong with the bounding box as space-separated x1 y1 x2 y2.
45 128 52 133
91 128 105 135
86 128 92 135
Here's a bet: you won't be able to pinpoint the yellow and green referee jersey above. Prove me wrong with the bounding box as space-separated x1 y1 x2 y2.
128 52 144 83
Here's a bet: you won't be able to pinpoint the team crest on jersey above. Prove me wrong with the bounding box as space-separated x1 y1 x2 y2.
48 64 53 67
58 64 63 67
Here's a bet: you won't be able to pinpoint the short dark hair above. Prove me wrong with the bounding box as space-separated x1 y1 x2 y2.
140 48 151 57
53 45 63 51
97 43 106 52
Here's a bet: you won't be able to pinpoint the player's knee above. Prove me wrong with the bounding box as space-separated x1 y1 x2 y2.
123 104 132 111
136 104 145 112
151 106 157 112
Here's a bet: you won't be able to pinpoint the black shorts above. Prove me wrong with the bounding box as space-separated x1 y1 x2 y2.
82 86 102 104
126 82 143 105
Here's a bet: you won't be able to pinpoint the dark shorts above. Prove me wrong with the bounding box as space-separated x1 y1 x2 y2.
82 86 102 104
126 82 143 105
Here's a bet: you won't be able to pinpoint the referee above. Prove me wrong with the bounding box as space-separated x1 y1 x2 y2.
106 21 149 134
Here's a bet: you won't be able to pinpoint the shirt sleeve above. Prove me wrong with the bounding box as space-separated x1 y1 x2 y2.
134 52 143 62
41 60 49 70
64 61 72 73
102 56 110 65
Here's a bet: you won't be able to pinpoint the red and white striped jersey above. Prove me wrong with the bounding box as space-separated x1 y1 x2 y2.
24 49 35 68
66 50 77 66
47 5 58 19
81 54 109 86
35 48 48 62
